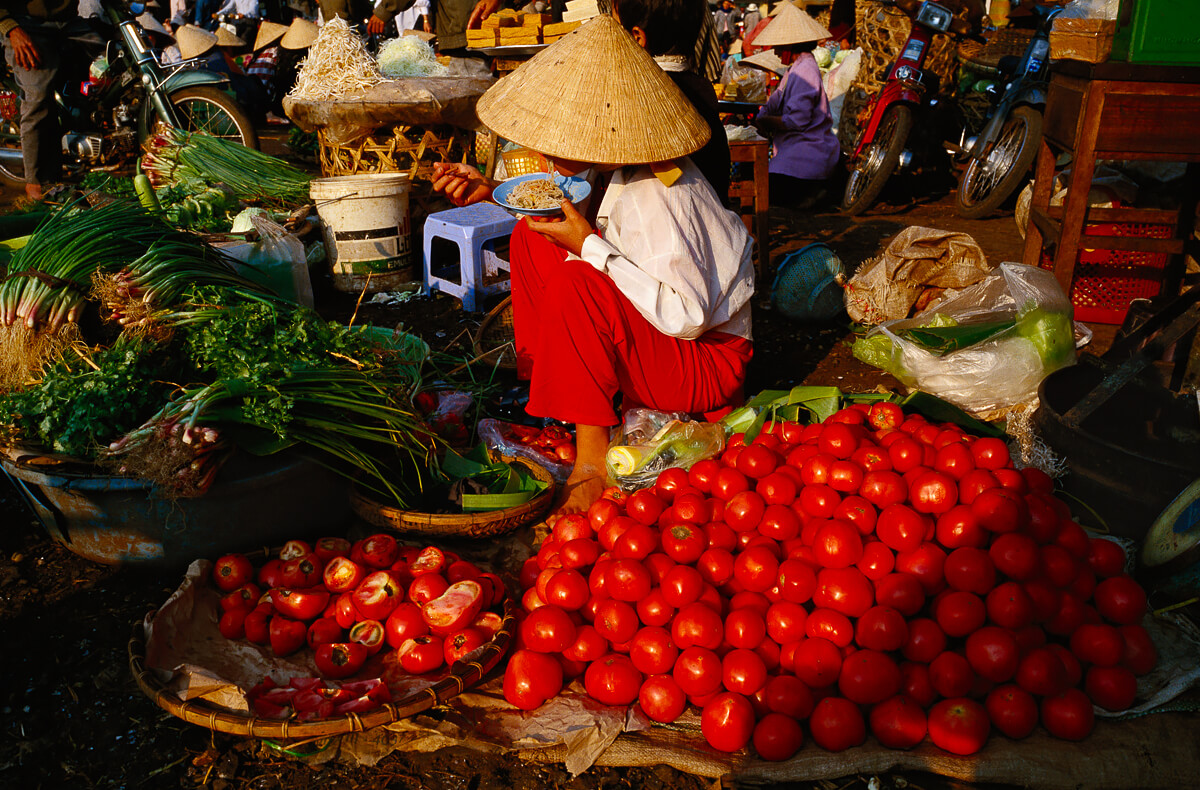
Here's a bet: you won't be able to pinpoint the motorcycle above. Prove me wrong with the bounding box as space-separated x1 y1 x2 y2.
841 0 990 216
954 2 1064 218
0 0 258 188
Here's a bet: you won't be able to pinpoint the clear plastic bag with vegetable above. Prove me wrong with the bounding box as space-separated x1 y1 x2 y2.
606 409 726 489
851 262 1091 415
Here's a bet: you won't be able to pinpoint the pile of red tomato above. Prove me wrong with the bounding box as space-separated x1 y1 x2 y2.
498 422 577 465
504 402 1156 760
211 535 507 720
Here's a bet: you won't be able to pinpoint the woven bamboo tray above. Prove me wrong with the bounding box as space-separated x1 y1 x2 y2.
351 453 553 537
473 295 517 371
318 125 474 180
128 562 517 740
957 25 1034 75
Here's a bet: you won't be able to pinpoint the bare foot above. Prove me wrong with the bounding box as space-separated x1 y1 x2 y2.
552 468 607 516
24 183 43 201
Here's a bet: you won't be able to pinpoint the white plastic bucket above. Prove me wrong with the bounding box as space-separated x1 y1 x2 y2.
310 173 414 293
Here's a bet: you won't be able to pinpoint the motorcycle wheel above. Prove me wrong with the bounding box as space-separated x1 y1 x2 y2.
0 114 22 187
955 105 1042 219
140 86 259 150
841 104 913 216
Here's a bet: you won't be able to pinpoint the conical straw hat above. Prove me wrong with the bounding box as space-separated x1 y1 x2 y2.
215 27 246 47
755 0 829 46
137 12 174 42
741 48 786 76
254 20 288 50
177 25 218 60
280 18 319 49
475 15 710 165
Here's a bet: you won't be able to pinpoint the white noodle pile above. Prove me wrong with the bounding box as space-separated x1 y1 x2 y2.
1006 400 1067 478
289 17 383 101
378 36 448 78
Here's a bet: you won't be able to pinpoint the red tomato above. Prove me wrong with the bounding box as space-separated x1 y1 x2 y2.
752 712 804 761
724 607 768 649
626 489 666 526
765 601 809 645
985 684 1038 739
812 520 864 568
636 674 685 723
737 444 780 480
935 591 987 638
985 581 1035 630
384 602 428 649
606 559 653 602
859 471 908 509
1093 575 1147 625
927 698 990 755
654 467 691 502
887 437 924 473
869 695 928 749
827 459 865 493
520 605 577 654
697 548 735 587
562 624 609 664
588 498 621 533
776 558 817 604
762 674 814 719
894 542 947 595
1087 537 1127 578
672 601 724 650
212 553 254 592
944 547 997 596
545 569 590 611
1021 466 1055 494
687 459 722 494
935 505 987 549
584 653 643 706
1069 623 1124 667
900 661 936 708
559 538 601 571
722 648 769 695
713 467 751 501
673 645 723 696
971 488 1029 534
1048 643 1083 688
793 636 843 688
855 605 909 652
593 599 639 644
813 567 875 618
902 618 947 664
868 401 904 431
909 470 959 516
819 422 861 459
965 625 1020 683
1016 646 1068 697
808 696 867 752
701 692 756 753
957 469 999 506
933 441 976 480
734 545 780 593
1039 544 1079 588
876 504 926 553
875 572 925 617
725 491 767 533
1040 688 1095 741
989 532 1040 580
838 648 901 705
929 650 975 698
1084 665 1138 711
857 540 895 581
398 634 444 673
805 607 855 648
1120 623 1158 675
661 565 704 609
406 573 449 607
970 437 1011 470
613 523 659 560
799 484 841 518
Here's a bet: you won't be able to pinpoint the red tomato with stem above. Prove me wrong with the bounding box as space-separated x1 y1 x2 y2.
673 645 723 696
638 674 687 723
985 684 1039 739
793 636 844 688
927 698 991 755
585 653 643 706
701 692 756 753
855 605 909 652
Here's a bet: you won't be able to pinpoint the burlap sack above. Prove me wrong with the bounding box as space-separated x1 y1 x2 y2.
843 226 993 325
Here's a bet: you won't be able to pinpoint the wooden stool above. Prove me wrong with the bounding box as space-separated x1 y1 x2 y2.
1021 61 1200 324
729 139 771 275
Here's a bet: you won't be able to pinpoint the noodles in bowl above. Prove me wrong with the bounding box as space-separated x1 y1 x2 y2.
493 173 592 217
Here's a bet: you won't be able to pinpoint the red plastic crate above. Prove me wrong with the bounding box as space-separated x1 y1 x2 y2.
1039 221 1174 324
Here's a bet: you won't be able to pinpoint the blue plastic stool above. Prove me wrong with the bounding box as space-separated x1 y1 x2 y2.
423 203 518 312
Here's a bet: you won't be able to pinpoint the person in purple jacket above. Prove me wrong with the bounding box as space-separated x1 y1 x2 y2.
751 2 839 208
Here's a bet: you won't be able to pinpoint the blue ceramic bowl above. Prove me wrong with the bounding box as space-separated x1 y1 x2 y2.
493 172 592 217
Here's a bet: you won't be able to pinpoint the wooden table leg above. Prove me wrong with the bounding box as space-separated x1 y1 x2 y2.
753 143 770 275
1022 135 1057 268
1051 81 1107 296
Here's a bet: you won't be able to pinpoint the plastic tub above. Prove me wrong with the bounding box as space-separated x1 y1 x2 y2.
310 173 415 294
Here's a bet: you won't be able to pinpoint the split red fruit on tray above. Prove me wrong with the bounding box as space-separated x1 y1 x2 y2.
281 553 325 589
444 626 489 665
219 583 262 612
307 617 344 648
279 540 313 562
324 557 366 594
313 536 352 563
398 635 445 674
212 553 254 592
355 534 400 569
422 580 485 636
353 571 404 621
349 619 387 655
269 615 307 657
314 642 369 679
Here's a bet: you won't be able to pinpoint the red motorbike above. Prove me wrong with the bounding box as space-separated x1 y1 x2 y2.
841 0 990 215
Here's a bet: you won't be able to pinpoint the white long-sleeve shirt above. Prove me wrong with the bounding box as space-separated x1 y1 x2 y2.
576 159 754 341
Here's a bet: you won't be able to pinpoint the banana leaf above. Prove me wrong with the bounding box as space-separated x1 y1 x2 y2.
898 318 1017 355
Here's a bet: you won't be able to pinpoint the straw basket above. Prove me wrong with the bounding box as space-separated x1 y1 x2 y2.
499 147 551 179
473 295 518 371
318 125 474 181
957 25 1034 75
351 453 554 538
1049 18 1114 64
853 1 959 96
128 554 517 741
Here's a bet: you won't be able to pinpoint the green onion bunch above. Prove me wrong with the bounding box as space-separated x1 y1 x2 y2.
142 128 313 207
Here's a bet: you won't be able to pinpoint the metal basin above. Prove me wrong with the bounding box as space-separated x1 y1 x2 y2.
1034 356 1200 540
1 449 352 569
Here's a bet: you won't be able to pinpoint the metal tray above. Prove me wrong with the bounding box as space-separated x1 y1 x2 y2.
467 44 548 57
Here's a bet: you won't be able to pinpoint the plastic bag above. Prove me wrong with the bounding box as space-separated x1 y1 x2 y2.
477 418 573 484
605 409 726 490
720 57 767 103
851 262 1090 415
216 215 314 307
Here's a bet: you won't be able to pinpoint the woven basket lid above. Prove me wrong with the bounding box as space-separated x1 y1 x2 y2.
254 20 289 50
177 25 217 60
215 26 246 47
741 48 787 76
281 18 319 49
475 14 709 166
756 0 830 46
137 12 173 42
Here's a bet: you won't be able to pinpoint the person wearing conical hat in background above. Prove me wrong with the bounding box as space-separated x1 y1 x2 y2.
138 11 183 64
431 15 755 515
613 0 730 205
181 24 270 122
246 19 289 121
751 1 838 208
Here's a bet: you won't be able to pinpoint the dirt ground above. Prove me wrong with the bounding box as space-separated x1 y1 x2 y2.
0 131 1154 790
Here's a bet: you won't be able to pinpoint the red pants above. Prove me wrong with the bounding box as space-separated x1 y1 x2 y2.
509 220 752 427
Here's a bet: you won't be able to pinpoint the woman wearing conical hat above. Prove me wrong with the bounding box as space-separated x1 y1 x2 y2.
432 15 755 515
751 2 839 208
